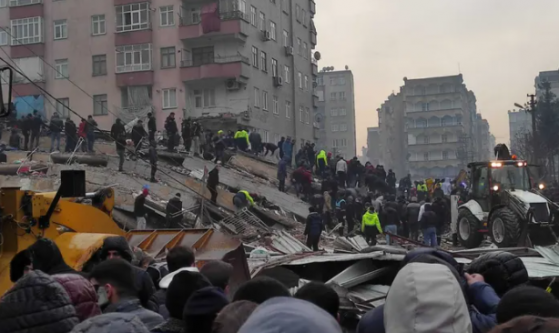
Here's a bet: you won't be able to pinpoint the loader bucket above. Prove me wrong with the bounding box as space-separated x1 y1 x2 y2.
526 225 559 247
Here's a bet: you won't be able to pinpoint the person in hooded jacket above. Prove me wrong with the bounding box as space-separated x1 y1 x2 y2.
316 150 328 178
30 110 43 150
207 164 220 204
361 203 382 245
99 236 158 312
147 112 157 142
165 113 178 152
65 117 77 152
467 251 529 297
278 137 285 159
249 131 262 155
131 120 147 151
50 112 64 152
305 206 324 251
277 158 288 192
0 270 80 333
78 118 87 152
165 193 183 227
111 118 127 171
212 301 258 333
183 286 230 333
419 204 438 247
69 313 150 333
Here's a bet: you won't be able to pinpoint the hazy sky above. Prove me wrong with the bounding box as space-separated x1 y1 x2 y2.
314 0 559 153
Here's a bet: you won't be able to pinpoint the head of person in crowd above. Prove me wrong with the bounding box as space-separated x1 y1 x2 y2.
238 297 342 333
100 236 134 262
166 271 211 320
70 313 150 333
233 276 291 304
28 238 75 275
10 248 33 282
89 259 137 310
489 316 559 333
467 251 529 297
0 270 79 333
294 282 339 319
139 256 155 270
183 286 230 333
158 245 198 289
200 260 234 294
496 286 559 324
384 262 472 333
211 301 258 333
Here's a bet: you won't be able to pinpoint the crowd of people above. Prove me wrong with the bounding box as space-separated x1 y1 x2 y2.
2 236 558 333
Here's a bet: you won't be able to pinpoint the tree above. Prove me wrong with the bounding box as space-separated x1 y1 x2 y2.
535 82 559 181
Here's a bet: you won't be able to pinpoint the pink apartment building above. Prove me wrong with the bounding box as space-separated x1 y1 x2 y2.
0 0 318 143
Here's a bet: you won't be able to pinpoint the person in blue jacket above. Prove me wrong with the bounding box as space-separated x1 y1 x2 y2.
304 206 324 251
282 137 293 165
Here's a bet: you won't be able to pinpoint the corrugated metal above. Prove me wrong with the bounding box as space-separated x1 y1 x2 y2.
270 230 312 254
521 257 559 279
283 252 405 266
347 284 390 308
327 259 376 286
334 236 369 252
535 245 559 265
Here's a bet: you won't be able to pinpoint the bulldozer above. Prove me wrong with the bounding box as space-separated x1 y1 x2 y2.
453 144 559 249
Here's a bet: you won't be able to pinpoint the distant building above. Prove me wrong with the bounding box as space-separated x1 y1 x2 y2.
535 70 559 98
314 68 356 158
366 127 380 166
508 109 532 155
377 92 407 178
475 114 491 160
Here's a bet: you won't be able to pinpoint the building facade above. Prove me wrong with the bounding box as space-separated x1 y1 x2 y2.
314 68 356 158
475 114 491 160
366 126 379 166
508 109 532 155
535 70 559 99
377 91 406 178
0 0 318 143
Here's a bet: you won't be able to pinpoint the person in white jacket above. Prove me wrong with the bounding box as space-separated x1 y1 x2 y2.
442 178 452 196
336 157 348 188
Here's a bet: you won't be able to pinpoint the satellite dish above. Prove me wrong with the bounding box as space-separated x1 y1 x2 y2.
314 51 321 61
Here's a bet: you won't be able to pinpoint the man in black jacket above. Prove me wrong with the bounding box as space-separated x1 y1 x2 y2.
111 119 127 171
305 206 324 251
165 193 182 228
49 112 63 152
181 119 192 152
278 136 285 159
21 114 32 150
165 113 178 152
147 112 156 142
134 188 149 229
131 120 147 150
404 197 421 241
207 164 220 204
149 140 157 182
64 118 77 153
30 110 42 150
419 204 438 247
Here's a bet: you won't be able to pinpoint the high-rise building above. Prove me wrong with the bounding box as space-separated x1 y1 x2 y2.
508 109 532 154
366 126 380 166
0 0 318 143
475 114 491 160
377 91 406 177
535 70 559 98
314 68 356 158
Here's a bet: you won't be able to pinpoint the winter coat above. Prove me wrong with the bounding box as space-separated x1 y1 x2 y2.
100 236 158 312
134 194 147 217
336 159 347 173
278 139 285 156
78 122 86 138
419 210 438 229
65 120 77 138
0 270 79 333
50 115 64 133
467 251 529 297
103 298 164 330
165 117 178 134
21 116 32 134
304 212 323 237
207 168 219 190
31 115 43 133
323 192 332 213
277 159 288 180
238 297 342 333
384 263 473 333
131 124 147 143
362 211 382 233
149 146 157 165
282 140 293 159
69 313 150 333
148 116 156 133
85 119 97 134
28 238 76 275
52 273 102 322
151 317 184 333
166 196 183 225
405 202 421 224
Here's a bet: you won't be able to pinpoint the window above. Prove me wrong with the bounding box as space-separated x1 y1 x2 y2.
193 89 215 108
338 77 346 85
116 43 152 73
55 59 69 79
299 106 303 122
160 6 175 27
254 87 260 108
423 152 429 161
273 96 279 114
0 0 6 7
0 29 8 46
340 123 347 131
330 92 337 101
238 0 247 16
339 108 347 116
262 91 268 110
56 98 69 118
92 55 107 76
297 38 302 54
423 136 429 144
303 42 308 59
298 72 302 89
302 9 307 25
331 109 338 116
116 3 150 32
269 21 276 40
93 94 108 115
295 4 301 21
260 51 267 72
443 151 448 160
283 30 288 46
305 107 310 124
284 65 290 83
9 0 40 5
251 46 258 68
271 58 278 77
259 12 265 31
339 92 346 100
304 75 308 90
250 6 256 26
160 47 176 68
332 124 339 132
285 100 291 118
162 88 177 109
10 17 42 45
191 46 214 66
91 15 106 35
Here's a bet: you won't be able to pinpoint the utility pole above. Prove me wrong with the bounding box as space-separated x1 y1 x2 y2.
527 94 538 162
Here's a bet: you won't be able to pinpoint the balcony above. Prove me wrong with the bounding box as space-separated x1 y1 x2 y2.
311 61 318 77
310 0 316 16
179 9 249 43
9 0 41 7
115 70 154 87
180 55 249 83
9 2 43 19
313 92 319 108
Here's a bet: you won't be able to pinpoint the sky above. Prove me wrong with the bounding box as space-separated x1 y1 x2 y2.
314 0 559 153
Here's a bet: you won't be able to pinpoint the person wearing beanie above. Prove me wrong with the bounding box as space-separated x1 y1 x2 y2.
496 286 559 324
212 301 258 333
152 271 211 333
134 188 149 230
70 313 150 333
489 316 559 333
238 297 342 333
183 286 230 333
233 276 291 304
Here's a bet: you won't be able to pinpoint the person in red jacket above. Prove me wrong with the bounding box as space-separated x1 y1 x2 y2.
77 119 87 152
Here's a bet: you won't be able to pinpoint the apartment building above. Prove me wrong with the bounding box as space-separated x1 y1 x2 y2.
0 0 318 143
508 109 532 154
475 114 491 160
314 68 356 158
366 126 380 166
535 70 559 98
377 91 407 178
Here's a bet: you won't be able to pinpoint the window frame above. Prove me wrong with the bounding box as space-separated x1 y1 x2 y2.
91 15 106 36
116 2 150 33
262 90 268 110
92 54 107 76
285 100 291 118
251 46 259 68
10 17 42 45
53 19 68 40
260 51 267 72
55 98 69 118
115 43 152 73
273 95 279 114
254 87 260 108
160 5 175 27
160 46 176 69
269 21 276 40
55 59 69 79
162 88 177 109
93 94 108 116
250 6 257 26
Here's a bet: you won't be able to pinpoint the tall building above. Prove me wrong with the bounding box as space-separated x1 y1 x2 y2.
314 68 356 158
475 114 491 160
377 91 406 177
366 126 380 165
508 109 532 154
535 70 559 98
0 0 318 143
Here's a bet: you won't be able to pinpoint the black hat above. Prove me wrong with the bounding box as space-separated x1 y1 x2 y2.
496 286 559 324
183 286 229 317
166 271 211 319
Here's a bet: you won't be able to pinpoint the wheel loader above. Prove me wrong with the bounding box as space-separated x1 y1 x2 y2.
453 144 559 249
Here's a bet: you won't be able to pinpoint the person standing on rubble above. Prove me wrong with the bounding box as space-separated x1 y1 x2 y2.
232 190 255 211
207 163 220 204
277 157 288 192
362 203 382 245
64 117 77 153
147 112 156 143
21 114 32 151
404 197 421 241
149 140 158 183
85 115 97 153
305 206 324 251
419 204 438 247
213 131 226 163
191 121 202 156
30 110 43 150
278 136 285 160
346 196 358 234
49 112 63 152
165 193 183 228
336 156 348 188
335 193 347 235
132 120 147 152
78 119 87 152
316 150 328 178
135 188 149 230
181 118 192 153
165 112 178 152
111 118 127 172
282 137 293 165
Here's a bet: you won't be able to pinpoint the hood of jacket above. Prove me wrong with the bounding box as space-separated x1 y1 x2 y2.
467 251 528 297
52 273 102 322
100 236 134 262
104 298 164 330
70 313 150 333
28 238 75 275
238 297 342 333
0 270 79 333
384 263 472 333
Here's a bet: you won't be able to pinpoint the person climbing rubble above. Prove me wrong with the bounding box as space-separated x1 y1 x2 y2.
304 206 324 251
165 193 183 228
134 188 149 230
233 190 255 211
361 203 382 245
165 113 178 152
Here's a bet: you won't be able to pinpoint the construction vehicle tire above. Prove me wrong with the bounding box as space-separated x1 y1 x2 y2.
457 209 483 249
489 207 520 248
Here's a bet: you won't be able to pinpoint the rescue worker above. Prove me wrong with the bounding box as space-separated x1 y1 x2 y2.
277 158 288 192
212 130 225 163
207 163 220 204
282 137 293 165
403 197 421 241
191 121 202 156
234 129 245 151
111 119 126 172
346 196 358 234
147 112 156 142
249 130 262 155
263 142 279 157
134 188 149 230
181 119 192 153
85 115 97 152
30 110 43 150
131 120 147 151
164 112 178 152
64 118 77 153
304 206 324 251
232 190 255 211
165 193 182 228
316 150 328 178
49 112 63 152
362 203 382 245
21 114 32 150
278 136 285 159
386 169 397 194
149 140 158 183
417 181 428 201
335 194 347 236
